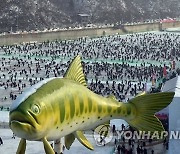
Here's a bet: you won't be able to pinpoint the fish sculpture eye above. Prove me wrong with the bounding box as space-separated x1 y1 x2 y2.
31 104 40 114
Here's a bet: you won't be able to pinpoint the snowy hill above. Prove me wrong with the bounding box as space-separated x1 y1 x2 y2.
0 0 180 33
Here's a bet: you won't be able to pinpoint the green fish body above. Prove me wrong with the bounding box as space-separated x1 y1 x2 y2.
9 56 174 154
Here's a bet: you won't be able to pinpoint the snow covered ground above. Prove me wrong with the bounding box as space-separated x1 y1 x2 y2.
0 128 115 154
0 111 9 123
166 27 180 32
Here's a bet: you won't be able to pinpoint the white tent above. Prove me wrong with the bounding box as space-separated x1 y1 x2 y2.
162 76 180 154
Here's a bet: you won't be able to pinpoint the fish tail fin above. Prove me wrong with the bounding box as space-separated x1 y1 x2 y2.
126 92 174 133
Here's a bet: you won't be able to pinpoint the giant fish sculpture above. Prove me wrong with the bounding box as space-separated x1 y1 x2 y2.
9 56 174 154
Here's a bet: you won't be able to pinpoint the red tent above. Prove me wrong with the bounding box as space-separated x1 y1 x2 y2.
160 18 176 23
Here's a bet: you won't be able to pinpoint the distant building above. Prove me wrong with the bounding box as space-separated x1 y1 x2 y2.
77 13 90 24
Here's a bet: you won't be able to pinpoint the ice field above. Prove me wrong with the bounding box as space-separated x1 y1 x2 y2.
1 30 180 153
0 128 115 154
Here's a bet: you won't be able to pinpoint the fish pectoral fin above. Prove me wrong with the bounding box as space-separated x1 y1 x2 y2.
42 137 55 154
74 131 94 150
16 138 26 154
64 55 87 87
64 133 75 150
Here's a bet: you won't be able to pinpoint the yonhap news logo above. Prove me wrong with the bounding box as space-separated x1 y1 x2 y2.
93 124 113 146
93 124 180 145
115 130 180 140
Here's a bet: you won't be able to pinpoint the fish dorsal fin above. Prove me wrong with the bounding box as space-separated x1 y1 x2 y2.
64 133 75 150
64 56 87 87
74 131 94 150
107 95 117 101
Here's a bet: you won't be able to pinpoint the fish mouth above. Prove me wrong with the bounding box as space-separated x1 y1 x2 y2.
9 111 37 129
10 120 37 140
11 120 35 128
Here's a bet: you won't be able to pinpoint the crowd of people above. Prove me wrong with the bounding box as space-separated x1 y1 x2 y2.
0 30 179 153
0 31 180 110
112 124 168 154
